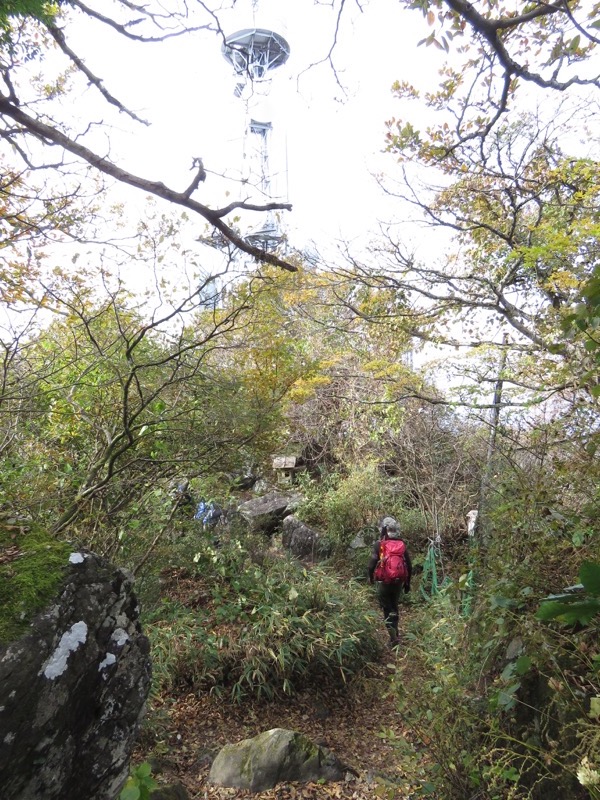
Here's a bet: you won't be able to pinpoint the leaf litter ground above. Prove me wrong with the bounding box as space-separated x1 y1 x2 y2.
135 576 434 800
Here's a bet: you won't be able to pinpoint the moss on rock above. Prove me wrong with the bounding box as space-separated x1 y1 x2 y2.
209 728 348 791
0 525 71 644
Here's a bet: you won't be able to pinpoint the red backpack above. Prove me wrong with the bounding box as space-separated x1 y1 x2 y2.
374 539 408 584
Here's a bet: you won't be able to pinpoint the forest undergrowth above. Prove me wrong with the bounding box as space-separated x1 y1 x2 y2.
134 568 435 800
129 503 599 800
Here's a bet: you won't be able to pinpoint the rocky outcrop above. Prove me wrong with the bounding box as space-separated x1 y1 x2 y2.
238 491 303 535
282 515 331 561
208 728 350 792
0 550 151 800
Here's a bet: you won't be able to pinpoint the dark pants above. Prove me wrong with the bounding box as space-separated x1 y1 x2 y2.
376 581 402 642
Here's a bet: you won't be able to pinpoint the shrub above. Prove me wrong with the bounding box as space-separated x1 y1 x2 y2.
397 534 600 800
394 593 483 798
296 461 406 551
144 537 382 702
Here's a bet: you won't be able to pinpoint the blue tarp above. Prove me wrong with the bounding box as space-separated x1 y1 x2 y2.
194 500 223 528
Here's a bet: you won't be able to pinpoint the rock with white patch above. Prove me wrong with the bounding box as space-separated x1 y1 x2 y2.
0 550 151 800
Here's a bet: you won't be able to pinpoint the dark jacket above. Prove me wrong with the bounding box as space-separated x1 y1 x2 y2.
367 537 412 588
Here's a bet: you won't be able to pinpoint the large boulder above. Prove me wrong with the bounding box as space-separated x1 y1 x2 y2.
238 491 303 535
0 550 152 800
282 515 331 561
208 728 350 792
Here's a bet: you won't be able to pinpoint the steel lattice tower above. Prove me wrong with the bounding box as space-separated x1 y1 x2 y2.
222 10 290 251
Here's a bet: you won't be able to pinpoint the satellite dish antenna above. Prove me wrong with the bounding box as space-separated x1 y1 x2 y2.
222 28 290 81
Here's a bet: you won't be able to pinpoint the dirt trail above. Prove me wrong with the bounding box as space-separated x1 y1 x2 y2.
136 624 431 800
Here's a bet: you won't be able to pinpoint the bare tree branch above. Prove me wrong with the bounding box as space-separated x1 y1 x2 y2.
46 23 149 124
67 0 215 41
0 97 297 272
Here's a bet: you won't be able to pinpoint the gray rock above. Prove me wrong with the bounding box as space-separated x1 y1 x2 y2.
0 550 151 800
150 782 189 800
282 515 331 561
506 637 524 660
208 728 349 792
238 492 303 535
348 534 367 550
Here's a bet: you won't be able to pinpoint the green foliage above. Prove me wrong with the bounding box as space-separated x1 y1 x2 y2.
384 103 600 414
145 535 381 702
0 1 58 32
0 268 298 538
393 442 600 800
563 263 600 389
394 594 482 798
484 446 600 600
537 561 600 625
398 587 599 799
0 525 71 643
296 462 401 550
119 762 157 800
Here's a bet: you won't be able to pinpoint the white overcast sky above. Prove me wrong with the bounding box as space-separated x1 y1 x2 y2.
13 0 599 386
64 0 446 253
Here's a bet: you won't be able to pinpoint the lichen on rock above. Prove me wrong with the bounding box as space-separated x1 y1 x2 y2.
0 549 152 800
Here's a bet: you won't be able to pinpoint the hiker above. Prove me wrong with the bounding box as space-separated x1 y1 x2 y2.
169 480 195 512
367 516 412 647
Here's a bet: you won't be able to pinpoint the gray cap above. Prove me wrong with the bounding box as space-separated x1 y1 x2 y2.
381 516 401 538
